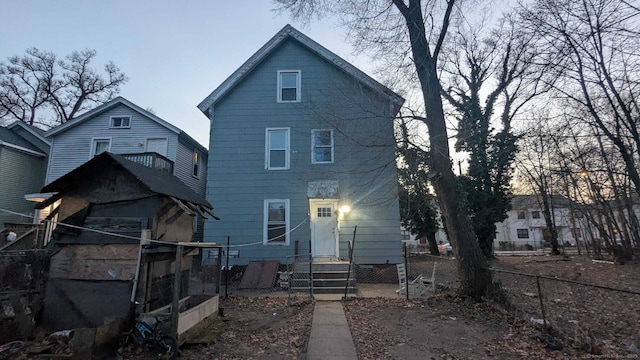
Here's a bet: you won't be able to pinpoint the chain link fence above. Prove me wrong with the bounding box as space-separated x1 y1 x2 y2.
217 240 313 301
347 245 459 299
217 241 460 300
0 250 49 343
489 266 640 355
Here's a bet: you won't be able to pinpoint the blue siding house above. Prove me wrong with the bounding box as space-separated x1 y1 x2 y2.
199 25 404 265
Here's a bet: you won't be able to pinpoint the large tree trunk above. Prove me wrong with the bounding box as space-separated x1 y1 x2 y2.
398 0 491 299
425 234 439 256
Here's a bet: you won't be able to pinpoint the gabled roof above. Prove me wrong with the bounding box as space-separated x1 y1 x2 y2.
197 24 405 116
0 125 47 156
511 194 572 210
42 152 213 210
7 121 51 146
44 97 207 153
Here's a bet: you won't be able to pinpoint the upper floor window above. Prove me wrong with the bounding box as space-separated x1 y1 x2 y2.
517 211 526 219
264 199 289 245
312 129 334 164
192 151 200 178
531 211 540 219
266 128 290 170
110 116 131 128
91 138 111 158
277 70 301 102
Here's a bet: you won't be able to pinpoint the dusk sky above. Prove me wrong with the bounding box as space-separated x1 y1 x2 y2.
0 1 369 148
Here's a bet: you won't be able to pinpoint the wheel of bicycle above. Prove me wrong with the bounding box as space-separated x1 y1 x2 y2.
117 332 135 357
157 335 178 360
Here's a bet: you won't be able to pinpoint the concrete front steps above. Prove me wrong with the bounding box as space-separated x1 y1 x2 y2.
290 261 357 294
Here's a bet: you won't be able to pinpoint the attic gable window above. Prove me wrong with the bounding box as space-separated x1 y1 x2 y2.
277 70 301 102
312 129 334 164
110 116 131 128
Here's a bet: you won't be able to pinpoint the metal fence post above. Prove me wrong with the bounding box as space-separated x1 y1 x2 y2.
535 275 548 332
225 236 230 299
404 243 409 300
309 239 313 299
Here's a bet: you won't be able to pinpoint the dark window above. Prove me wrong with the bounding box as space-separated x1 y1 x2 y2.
265 200 288 244
532 211 540 219
517 229 529 239
312 130 333 163
517 211 526 219
110 116 131 128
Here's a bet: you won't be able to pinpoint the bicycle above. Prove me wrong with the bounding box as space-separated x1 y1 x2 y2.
118 310 178 360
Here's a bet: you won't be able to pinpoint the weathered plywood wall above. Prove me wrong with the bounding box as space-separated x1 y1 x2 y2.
49 244 139 281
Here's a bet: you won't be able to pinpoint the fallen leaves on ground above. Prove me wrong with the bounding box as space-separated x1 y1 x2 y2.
179 296 313 360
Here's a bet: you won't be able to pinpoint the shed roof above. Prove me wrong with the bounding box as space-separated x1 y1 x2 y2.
197 24 405 116
42 152 213 209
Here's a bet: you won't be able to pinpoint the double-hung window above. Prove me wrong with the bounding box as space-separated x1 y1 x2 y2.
277 70 301 102
312 129 333 163
266 128 290 170
517 229 529 239
90 138 111 158
264 199 289 245
110 116 131 128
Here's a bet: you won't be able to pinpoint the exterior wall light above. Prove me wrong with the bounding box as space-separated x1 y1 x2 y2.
339 205 351 214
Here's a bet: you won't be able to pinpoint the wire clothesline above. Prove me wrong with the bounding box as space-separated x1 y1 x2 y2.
0 207 309 248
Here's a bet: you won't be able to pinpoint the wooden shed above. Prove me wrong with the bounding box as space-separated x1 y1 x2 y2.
39 152 219 333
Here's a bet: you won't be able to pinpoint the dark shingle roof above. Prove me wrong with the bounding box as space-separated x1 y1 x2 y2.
42 152 212 208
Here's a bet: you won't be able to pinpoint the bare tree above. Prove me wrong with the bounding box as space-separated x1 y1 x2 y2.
0 48 127 128
520 0 640 197
275 0 492 299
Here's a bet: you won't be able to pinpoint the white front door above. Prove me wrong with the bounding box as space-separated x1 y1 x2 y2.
310 200 338 259
146 138 168 156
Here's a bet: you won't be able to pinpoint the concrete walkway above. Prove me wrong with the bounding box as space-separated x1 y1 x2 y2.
306 301 358 360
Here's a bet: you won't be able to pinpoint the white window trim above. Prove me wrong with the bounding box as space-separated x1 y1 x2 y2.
109 115 131 129
277 70 301 103
265 128 290 170
311 129 334 164
263 199 290 246
89 137 112 159
192 150 200 179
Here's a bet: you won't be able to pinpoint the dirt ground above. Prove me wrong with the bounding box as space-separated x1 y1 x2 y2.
4 255 637 359
177 255 640 359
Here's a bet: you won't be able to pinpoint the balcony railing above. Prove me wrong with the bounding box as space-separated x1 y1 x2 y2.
121 152 174 174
